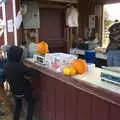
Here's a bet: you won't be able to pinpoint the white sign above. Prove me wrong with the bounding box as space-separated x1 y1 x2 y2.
15 11 22 29
66 7 79 27
7 19 13 32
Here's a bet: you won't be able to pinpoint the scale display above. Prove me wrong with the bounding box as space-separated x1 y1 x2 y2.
37 56 44 63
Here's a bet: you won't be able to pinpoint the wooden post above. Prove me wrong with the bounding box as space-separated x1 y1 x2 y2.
1 2 7 45
12 0 17 45
67 27 69 52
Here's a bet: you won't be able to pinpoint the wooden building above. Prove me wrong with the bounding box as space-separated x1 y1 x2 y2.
1 0 120 49
1 0 120 120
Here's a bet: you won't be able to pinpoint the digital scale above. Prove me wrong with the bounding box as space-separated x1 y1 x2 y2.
33 54 46 65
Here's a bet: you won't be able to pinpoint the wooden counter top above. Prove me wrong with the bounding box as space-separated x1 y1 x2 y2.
24 58 120 106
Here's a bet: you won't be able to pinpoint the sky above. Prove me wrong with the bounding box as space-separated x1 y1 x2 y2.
104 3 120 21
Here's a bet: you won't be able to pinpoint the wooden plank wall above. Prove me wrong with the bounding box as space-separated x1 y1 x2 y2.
78 0 102 38
102 0 120 4
39 7 67 52
0 7 4 45
32 72 120 120
5 0 14 44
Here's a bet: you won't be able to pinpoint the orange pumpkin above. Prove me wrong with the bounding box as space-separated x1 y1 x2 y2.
72 59 88 74
37 41 49 54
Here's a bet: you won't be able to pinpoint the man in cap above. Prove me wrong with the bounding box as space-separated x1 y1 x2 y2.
106 20 120 66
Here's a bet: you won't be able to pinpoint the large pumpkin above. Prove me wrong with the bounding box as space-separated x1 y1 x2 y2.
37 41 49 54
72 59 88 74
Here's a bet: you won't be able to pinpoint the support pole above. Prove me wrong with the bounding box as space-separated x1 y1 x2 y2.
1 2 7 45
12 0 17 45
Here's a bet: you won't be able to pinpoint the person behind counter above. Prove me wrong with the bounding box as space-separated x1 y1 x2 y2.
106 21 120 66
4 46 34 120
20 40 29 59
27 30 38 58
28 37 38 58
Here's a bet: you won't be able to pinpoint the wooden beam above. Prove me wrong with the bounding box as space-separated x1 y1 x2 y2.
39 3 66 9
102 0 120 4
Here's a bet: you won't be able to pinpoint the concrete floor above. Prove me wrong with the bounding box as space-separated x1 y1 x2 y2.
0 86 13 120
0 86 32 120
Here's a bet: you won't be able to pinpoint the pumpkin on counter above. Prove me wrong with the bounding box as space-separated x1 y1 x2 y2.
63 67 71 76
37 41 49 54
69 67 76 75
72 59 88 74
63 67 76 76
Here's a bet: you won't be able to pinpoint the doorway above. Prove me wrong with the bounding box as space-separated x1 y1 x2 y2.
103 3 120 48
39 8 66 53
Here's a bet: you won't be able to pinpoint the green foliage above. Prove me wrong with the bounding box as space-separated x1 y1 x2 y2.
104 8 113 30
104 19 113 30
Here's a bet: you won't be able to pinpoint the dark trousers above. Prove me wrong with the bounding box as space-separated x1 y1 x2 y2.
13 91 34 120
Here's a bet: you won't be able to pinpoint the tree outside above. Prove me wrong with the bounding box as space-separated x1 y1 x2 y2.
103 8 113 48
104 8 113 30
103 3 120 48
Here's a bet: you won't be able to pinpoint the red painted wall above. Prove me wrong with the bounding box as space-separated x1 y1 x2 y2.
39 8 67 52
0 0 21 45
0 7 4 45
6 0 14 44
32 71 120 120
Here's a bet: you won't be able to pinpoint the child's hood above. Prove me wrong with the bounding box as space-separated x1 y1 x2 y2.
8 45 23 62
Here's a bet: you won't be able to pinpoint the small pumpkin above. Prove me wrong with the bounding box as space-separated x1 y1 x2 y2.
72 59 88 74
63 67 76 76
63 67 71 76
69 67 76 75
37 41 49 54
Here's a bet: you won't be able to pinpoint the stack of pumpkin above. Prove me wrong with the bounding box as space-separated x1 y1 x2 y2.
63 59 88 76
